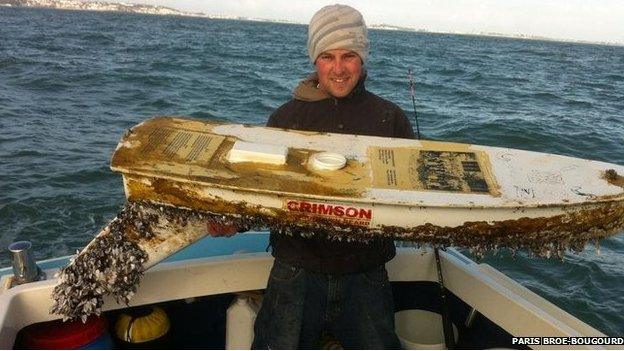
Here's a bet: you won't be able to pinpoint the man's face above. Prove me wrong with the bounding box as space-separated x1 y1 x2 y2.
315 49 363 98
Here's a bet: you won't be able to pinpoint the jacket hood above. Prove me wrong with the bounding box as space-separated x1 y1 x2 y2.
293 70 368 102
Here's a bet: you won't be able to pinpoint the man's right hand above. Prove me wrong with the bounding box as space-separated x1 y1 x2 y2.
206 219 238 237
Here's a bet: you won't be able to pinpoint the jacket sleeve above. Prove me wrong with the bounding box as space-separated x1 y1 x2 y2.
266 109 281 128
266 101 292 128
394 108 416 139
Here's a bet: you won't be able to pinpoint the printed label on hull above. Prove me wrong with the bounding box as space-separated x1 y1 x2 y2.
284 199 373 227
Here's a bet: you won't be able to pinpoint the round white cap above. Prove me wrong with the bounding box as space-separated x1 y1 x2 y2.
310 152 347 171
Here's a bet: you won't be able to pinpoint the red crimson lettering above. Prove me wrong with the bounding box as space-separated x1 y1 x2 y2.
317 204 331 215
359 208 372 219
286 200 372 220
300 202 312 212
333 206 344 216
345 207 358 217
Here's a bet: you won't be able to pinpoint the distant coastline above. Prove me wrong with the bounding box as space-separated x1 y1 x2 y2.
2 0 622 47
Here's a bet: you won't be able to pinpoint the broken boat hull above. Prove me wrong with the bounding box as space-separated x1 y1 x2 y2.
48 116 624 321
111 116 624 258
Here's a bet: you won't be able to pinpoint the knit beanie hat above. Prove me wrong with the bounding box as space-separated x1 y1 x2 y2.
307 4 370 64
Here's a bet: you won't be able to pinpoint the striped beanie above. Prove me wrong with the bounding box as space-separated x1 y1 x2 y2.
307 4 369 64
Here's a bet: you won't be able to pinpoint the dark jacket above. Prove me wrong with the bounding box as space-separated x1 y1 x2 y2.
267 72 415 274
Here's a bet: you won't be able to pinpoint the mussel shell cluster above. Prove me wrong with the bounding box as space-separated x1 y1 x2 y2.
51 198 620 321
50 204 150 321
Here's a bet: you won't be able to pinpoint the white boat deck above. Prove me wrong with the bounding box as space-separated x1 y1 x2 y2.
0 245 611 350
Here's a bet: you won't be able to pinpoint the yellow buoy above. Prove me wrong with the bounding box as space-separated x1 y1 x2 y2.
115 306 170 344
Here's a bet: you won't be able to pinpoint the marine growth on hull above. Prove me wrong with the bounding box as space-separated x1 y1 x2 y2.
50 199 624 321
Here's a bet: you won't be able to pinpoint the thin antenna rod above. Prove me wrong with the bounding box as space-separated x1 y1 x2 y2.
408 69 421 139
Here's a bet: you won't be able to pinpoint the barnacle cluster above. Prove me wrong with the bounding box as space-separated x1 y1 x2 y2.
50 201 272 321
51 197 624 321
50 203 152 321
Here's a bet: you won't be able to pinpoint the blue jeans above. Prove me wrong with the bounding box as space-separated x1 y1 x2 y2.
252 260 401 349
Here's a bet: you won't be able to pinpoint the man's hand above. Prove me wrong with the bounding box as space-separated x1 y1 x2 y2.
206 220 238 237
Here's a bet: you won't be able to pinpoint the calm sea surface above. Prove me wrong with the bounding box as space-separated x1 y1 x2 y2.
1 7 623 336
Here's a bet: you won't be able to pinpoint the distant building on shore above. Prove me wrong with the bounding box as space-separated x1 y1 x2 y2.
1 0 189 16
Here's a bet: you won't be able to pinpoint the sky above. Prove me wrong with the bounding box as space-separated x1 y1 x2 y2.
124 0 624 44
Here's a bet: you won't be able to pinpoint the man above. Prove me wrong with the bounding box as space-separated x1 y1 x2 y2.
211 4 414 349
255 4 416 349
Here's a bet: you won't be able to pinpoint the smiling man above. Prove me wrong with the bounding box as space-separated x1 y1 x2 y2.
315 49 362 97
250 4 415 349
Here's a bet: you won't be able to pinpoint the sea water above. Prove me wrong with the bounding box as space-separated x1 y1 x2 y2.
1 7 623 336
